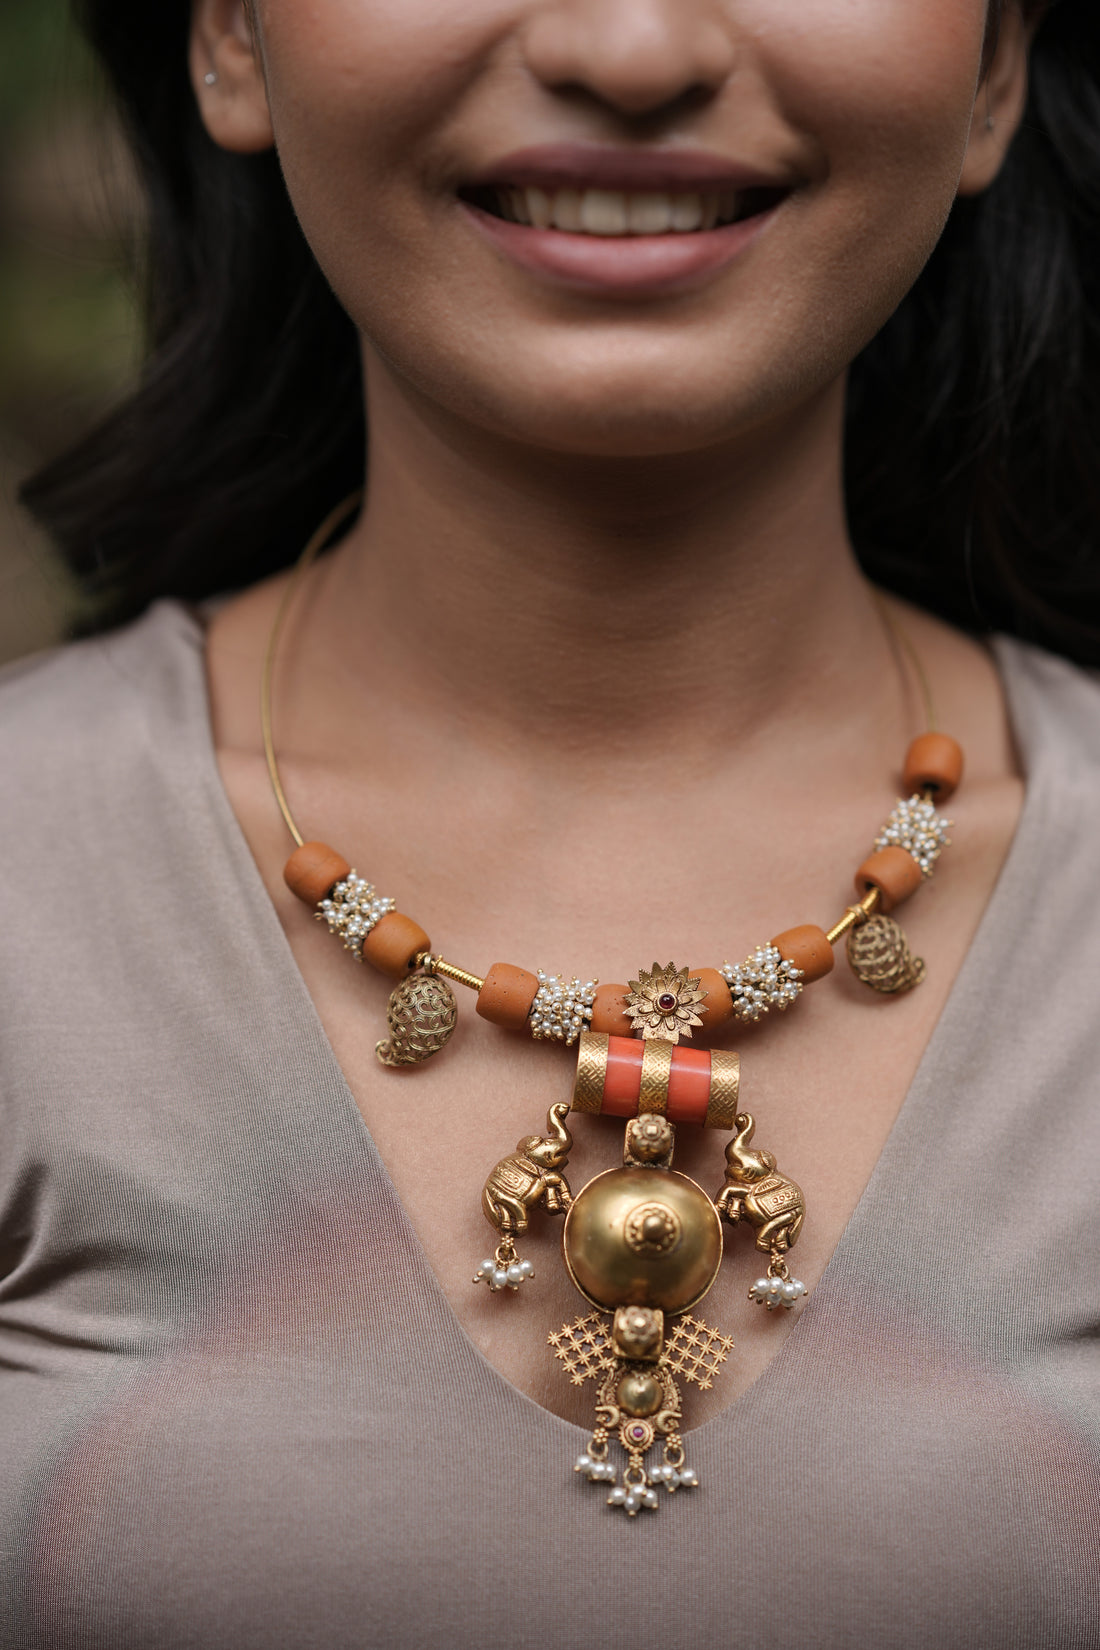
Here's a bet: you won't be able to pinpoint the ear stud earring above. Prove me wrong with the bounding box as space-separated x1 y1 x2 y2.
204 71 219 86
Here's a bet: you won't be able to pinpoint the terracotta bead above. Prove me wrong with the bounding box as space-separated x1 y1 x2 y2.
361 911 431 978
855 847 923 913
476 963 540 1031
692 967 734 1030
903 733 964 802
589 983 635 1038
665 1045 711 1128
771 925 835 984
283 841 351 907
601 1037 645 1117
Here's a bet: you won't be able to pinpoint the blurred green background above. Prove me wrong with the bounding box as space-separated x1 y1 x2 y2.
0 0 141 663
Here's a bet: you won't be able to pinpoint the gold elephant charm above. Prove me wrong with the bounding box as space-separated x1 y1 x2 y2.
715 1111 805 1254
482 1102 574 1235
475 1103 575 1295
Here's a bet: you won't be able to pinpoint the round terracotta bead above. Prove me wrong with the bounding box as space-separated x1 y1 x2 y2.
283 842 351 907
903 733 964 802
361 912 431 977
855 847 923 913
771 925 835 984
589 983 634 1038
476 963 540 1031
692 967 734 1030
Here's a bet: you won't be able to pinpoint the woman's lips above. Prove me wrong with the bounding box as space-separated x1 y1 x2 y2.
461 198 781 299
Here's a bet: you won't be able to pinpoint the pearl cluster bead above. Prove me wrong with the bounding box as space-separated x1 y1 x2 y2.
574 1453 617 1485
649 1462 699 1491
607 1484 660 1515
530 972 598 1045
721 945 804 1022
874 795 951 877
318 873 395 958
749 1275 807 1310
473 1257 535 1291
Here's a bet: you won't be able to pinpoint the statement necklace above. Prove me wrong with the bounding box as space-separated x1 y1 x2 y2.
263 498 963 1518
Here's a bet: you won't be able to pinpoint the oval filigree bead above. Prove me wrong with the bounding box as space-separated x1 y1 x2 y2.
846 914 926 995
376 973 458 1066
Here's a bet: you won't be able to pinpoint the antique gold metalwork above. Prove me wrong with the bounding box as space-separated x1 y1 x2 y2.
638 1038 674 1113
704 1049 741 1130
825 886 881 946
375 973 458 1067
715 1112 805 1254
571 1031 608 1115
623 963 707 1043
847 913 926 994
623 1114 674 1168
555 1308 731 1512
613 1305 664 1361
481 1102 573 1239
563 1165 723 1311
416 954 486 993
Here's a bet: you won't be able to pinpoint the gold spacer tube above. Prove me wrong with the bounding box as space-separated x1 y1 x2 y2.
705 1050 741 1131
825 887 881 947
638 1039 674 1116
572 1031 609 1114
417 955 485 993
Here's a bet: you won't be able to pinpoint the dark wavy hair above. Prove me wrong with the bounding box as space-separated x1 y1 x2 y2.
21 0 1100 660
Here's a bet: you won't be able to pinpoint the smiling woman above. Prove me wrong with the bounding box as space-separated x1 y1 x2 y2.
3 3 1100 1649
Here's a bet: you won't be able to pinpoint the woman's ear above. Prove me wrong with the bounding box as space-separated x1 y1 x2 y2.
190 0 275 154
957 4 1032 196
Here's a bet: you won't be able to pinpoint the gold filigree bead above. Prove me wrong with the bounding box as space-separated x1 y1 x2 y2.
375 973 458 1066
846 914 926 994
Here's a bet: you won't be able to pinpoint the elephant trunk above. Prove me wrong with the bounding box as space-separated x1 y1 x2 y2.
725 1111 756 1171
547 1102 573 1152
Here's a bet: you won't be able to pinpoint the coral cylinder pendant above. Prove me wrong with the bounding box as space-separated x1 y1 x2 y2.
571 1032 740 1129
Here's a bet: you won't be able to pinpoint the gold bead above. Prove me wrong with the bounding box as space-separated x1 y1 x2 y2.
847 914 926 995
376 974 458 1067
617 1370 663 1418
563 1167 722 1313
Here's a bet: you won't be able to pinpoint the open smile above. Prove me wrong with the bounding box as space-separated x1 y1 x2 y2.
457 144 794 296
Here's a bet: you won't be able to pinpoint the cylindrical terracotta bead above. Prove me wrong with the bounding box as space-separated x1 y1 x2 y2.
284 842 351 907
903 733 964 801
855 847 923 913
476 963 540 1031
771 925 835 984
571 1032 739 1129
361 911 431 977
692 967 734 1030
589 983 634 1038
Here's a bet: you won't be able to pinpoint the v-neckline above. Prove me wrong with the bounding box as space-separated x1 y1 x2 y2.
166 601 1044 1444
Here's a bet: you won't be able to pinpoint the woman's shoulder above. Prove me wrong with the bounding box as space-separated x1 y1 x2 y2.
0 601 207 811
993 633 1100 774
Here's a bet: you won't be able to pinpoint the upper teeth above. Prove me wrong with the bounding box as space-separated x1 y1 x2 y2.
499 187 737 235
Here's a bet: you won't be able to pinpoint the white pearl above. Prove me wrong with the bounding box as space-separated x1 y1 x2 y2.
481 1259 496 1275
679 1467 699 1489
506 1265 524 1286
667 1469 681 1489
624 1493 639 1513
767 1277 784 1294
782 1280 800 1302
574 1454 592 1474
519 1260 534 1277
648 1465 667 1484
753 1278 771 1297
644 1490 659 1510
608 1487 627 1506
492 1268 509 1289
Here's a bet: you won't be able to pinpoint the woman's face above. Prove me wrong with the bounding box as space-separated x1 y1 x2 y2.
195 0 1027 457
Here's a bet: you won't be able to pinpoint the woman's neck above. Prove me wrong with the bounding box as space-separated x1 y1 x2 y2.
289 366 908 789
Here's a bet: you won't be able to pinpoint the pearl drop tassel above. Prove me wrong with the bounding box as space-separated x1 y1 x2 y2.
473 1258 534 1291
749 1275 807 1310
648 1462 699 1492
574 1454 617 1485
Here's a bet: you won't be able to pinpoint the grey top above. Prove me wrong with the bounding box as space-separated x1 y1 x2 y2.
0 602 1097 1650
